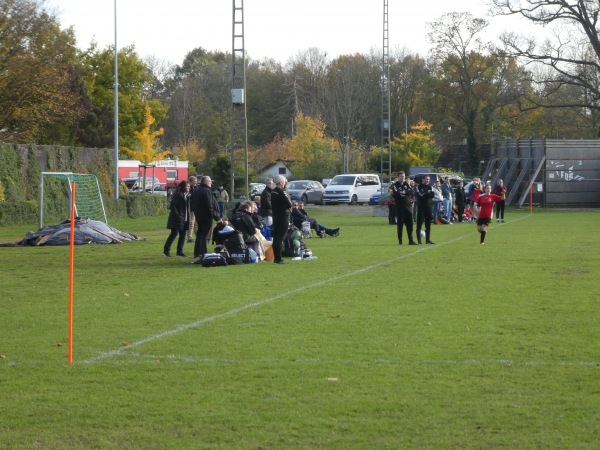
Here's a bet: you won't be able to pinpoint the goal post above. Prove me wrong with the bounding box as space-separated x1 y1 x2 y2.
39 172 107 229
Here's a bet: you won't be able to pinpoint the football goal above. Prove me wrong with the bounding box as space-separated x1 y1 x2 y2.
39 172 107 229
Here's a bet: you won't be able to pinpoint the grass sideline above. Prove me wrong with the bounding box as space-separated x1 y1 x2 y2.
1 207 599 449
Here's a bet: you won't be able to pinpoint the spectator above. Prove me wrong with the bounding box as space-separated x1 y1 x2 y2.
163 180 191 257
190 175 220 259
186 176 197 243
270 175 293 264
230 200 271 260
441 176 454 224
291 201 339 237
260 178 274 226
476 184 503 245
454 180 466 223
215 183 229 219
390 171 416 245
432 179 443 221
463 204 473 222
415 175 435 244
493 179 507 223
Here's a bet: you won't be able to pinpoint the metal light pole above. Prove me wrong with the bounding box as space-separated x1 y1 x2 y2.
113 0 119 199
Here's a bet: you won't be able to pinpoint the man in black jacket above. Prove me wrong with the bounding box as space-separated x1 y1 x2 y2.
415 175 435 244
391 171 416 245
191 176 220 258
270 175 292 264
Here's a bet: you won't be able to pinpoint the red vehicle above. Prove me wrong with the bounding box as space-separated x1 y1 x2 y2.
118 160 189 188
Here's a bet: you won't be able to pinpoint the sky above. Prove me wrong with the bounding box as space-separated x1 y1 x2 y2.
45 0 540 66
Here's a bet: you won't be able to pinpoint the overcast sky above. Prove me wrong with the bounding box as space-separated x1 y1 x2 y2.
45 0 540 65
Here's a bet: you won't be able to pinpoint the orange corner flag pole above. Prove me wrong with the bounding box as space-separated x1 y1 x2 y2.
68 182 76 364
530 184 533 215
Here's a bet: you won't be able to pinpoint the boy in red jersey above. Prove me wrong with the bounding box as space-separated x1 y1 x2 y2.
476 184 503 245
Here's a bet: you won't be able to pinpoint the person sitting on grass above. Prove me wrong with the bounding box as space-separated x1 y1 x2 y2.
230 200 271 259
291 201 339 238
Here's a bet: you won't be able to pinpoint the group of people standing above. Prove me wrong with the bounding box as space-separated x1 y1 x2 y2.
390 172 508 246
164 174 332 264
163 175 222 258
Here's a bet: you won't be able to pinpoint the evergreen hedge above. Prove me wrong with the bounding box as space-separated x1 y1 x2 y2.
0 143 167 226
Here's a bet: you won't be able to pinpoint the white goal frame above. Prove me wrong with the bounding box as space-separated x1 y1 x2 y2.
39 172 107 229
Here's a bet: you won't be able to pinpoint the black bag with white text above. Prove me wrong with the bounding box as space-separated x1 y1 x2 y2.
200 253 227 267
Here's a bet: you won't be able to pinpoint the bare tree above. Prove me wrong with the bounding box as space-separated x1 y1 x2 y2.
286 48 329 120
427 12 493 174
491 0 600 113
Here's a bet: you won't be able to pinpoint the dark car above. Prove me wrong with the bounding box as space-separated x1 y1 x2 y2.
369 183 391 205
287 180 325 205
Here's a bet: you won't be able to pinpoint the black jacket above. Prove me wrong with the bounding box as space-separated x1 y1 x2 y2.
391 181 413 209
415 183 434 209
291 207 314 229
191 183 219 223
260 186 273 217
166 189 189 230
454 187 466 205
270 187 292 217
230 210 258 242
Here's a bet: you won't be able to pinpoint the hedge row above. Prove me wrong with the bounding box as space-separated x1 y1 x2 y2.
0 143 167 226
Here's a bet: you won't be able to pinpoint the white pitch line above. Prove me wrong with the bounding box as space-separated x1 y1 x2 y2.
82 216 530 365
108 352 600 367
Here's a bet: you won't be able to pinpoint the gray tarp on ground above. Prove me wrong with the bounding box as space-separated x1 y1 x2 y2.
15 218 143 246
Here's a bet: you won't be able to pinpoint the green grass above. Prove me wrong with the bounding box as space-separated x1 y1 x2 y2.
1 207 599 449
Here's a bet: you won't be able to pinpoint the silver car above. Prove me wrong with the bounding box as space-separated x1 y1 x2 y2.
287 180 325 205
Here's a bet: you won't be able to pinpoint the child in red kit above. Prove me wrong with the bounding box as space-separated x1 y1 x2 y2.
475 185 503 244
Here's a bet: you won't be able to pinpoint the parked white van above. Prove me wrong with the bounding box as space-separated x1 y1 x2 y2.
323 173 381 205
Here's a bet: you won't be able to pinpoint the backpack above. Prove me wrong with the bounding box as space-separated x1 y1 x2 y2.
200 253 227 267
301 221 312 238
283 226 306 257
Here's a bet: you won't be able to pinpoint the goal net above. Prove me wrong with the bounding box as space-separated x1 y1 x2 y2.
39 172 107 229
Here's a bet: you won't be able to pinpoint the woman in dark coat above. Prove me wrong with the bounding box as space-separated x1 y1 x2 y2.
163 180 190 257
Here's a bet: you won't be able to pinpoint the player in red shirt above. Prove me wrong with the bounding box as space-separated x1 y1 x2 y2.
476 184 503 245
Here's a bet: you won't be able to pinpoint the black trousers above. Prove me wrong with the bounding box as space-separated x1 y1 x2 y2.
456 202 465 222
416 204 433 241
164 227 186 255
194 219 213 258
396 206 414 243
496 200 506 220
272 214 290 262
388 204 396 224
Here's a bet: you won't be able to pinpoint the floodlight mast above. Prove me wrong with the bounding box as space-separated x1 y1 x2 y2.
113 0 119 199
381 0 392 184
230 0 249 200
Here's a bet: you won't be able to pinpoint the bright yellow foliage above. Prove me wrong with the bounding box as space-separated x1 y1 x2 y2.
121 103 170 164
391 120 441 167
170 138 207 165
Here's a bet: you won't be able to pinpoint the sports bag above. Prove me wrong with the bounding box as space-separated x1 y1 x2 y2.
200 253 227 267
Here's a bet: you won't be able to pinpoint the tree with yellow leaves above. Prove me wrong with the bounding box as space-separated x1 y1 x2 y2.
121 103 170 164
391 120 441 167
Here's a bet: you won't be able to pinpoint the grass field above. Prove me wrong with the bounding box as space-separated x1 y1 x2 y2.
1 207 599 449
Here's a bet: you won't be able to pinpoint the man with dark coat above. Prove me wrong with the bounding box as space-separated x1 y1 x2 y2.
391 171 416 245
191 175 220 259
270 175 292 264
415 174 435 244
